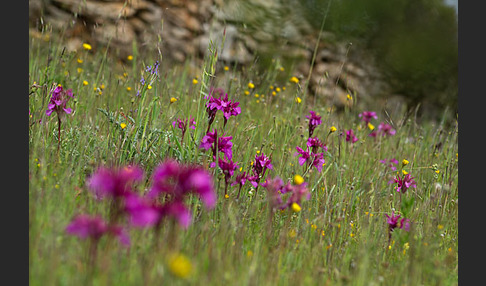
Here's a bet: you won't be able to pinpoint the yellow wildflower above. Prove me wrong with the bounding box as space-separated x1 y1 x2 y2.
402 159 409 166
293 174 304 185
330 126 337 133
291 202 301 213
192 78 198 85
120 123 127 129
295 97 302 103
290 76 299 84
167 253 192 279
82 43 92 50
170 97 177 103
127 55 133 61
83 80 88 86
248 82 255 89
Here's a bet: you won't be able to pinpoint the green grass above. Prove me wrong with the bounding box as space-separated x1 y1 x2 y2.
29 28 458 286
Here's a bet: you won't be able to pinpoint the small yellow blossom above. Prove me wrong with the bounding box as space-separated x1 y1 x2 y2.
270 85 274 90
244 90 250 96
224 194 229 199
291 202 301 213
402 170 408 175
295 97 302 103
147 85 152 90
120 123 127 129
279 67 285 71
435 170 440 174
77 58 83 64
127 87 132 91
82 43 92 50
247 250 253 257
123 72 128 77
276 87 281 92
100 84 105 90
402 159 409 166
347 94 352 100
326 244 332 250
192 78 198 85
167 253 192 279
224 66 229 71
290 76 299 84
368 123 375 130
438 224 444 230
403 242 410 254
170 97 177 103
293 174 304 185
83 80 88 86
248 82 255 89
350 233 355 238
330 126 337 133
272 91 276 96
77 68 83 73
127 55 133 61
254 94 259 98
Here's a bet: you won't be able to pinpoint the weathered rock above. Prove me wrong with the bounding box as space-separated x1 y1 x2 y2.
29 0 404 110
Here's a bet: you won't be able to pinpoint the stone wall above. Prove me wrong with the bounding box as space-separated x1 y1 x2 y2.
29 0 398 110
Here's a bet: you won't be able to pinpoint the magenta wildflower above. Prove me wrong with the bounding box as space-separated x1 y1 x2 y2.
218 156 238 178
280 182 311 210
385 211 411 243
200 129 217 151
172 116 196 145
65 214 130 246
45 85 74 118
254 153 273 175
220 93 241 127
205 96 221 132
232 171 248 199
385 211 401 232
393 173 417 194
87 165 144 200
310 152 325 173
205 91 241 129
218 155 238 196
200 129 234 168
124 193 160 228
156 201 192 229
261 176 285 211
46 84 74 152
345 129 359 143
400 218 411 232
247 152 273 193
307 137 327 153
305 110 322 137
149 160 217 210
377 122 396 136
295 145 325 173
358 111 378 124
295 146 311 166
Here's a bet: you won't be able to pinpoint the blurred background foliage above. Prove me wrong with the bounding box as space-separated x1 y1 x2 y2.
300 0 458 114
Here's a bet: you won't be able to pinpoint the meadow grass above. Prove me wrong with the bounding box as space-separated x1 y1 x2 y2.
29 29 458 286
